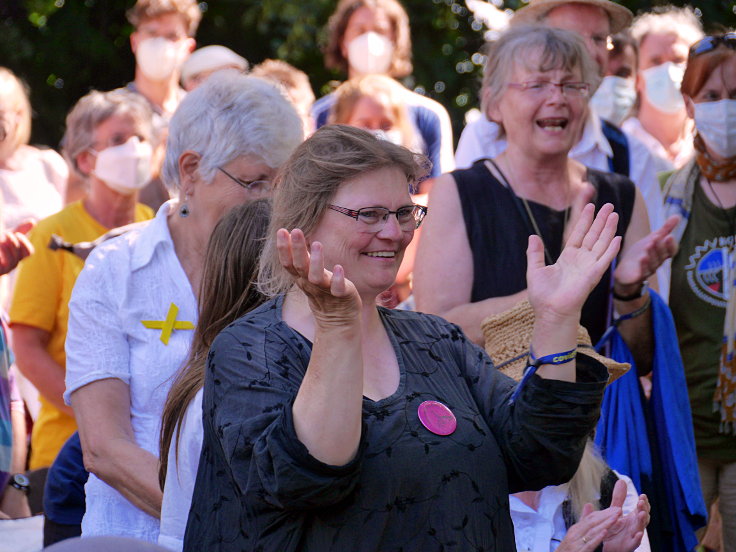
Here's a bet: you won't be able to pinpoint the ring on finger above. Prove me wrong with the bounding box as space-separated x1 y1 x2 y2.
583 536 589 543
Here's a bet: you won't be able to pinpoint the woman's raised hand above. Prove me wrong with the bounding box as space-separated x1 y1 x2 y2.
277 228 362 327
527 203 621 320
614 215 679 294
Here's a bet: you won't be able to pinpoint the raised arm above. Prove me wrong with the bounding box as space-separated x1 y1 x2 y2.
278 229 364 466
613 189 678 373
527 203 621 382
413 173 527 344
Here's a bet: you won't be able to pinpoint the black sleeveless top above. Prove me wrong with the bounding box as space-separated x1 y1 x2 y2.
453 160 636 344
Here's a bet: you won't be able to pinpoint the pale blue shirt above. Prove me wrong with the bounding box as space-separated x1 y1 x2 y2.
65 201 197 542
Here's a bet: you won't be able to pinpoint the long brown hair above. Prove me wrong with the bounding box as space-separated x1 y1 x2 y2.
158 199 271 488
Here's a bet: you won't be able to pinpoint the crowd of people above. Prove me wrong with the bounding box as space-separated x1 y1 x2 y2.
0 0 733 551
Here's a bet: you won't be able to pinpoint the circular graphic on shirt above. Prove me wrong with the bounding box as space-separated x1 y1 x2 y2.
685 238 730 308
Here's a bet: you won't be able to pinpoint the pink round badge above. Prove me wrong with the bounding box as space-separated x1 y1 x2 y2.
417 400 457 436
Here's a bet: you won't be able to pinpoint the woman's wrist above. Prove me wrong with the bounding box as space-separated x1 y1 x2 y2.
530 313 578 360
613 280 647 301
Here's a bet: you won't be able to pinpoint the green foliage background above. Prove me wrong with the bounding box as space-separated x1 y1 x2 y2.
1 0 734 148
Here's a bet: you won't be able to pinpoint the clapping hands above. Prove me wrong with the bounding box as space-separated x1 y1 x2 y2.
558 479 650 552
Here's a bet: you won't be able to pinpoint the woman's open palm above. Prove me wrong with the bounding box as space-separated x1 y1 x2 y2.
527 203 621 319
277 228 362 326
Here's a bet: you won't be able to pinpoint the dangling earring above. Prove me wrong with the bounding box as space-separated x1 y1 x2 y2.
179 194 190 218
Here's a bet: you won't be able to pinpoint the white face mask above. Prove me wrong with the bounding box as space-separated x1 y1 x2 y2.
693 99 736 159
347 32 394 75
92 136 153 195
642 61 685 114
136 37 187 81
589 75 637 126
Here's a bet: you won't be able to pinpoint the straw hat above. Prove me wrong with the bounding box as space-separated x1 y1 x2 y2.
511 0 633 35
481 299 629 383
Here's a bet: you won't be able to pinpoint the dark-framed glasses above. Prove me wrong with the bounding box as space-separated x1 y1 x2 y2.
328 204 428 230
690 33 736 57
507 81 590 98
218 166 272 194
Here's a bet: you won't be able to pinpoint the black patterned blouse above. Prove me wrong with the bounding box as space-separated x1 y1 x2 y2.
183 296 608 552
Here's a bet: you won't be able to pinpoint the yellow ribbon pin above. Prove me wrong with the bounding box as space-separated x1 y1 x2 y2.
141 302 195 345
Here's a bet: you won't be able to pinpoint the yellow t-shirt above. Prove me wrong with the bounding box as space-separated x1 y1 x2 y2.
9 200 153 469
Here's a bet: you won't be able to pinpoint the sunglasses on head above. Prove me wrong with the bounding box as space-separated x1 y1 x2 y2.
690 33 736 57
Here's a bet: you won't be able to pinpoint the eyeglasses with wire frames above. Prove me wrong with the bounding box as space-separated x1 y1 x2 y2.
690 33 736 58
218 166 272 194
328 204 428 230
507 81 590 98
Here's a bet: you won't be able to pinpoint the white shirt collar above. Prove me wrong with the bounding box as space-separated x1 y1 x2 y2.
131 200 176 271
571 106 613 159
509 484 570 516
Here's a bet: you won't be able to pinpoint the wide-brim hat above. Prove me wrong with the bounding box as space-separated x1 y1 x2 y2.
481 299 629 384
511 0 633 35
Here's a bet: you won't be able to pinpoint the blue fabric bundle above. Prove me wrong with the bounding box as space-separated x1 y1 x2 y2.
595 290 706 551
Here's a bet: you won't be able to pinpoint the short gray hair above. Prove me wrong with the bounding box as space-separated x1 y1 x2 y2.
161 72 304 189
481 25 600 122
62 89 154 179
631 6 703 50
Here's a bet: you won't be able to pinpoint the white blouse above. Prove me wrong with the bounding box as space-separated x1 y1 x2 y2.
65 201 197 542
158 389 203 552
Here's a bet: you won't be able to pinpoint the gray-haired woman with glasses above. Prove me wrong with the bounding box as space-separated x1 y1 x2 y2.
184 123 624 551
415 25 678 362
64 73 303 543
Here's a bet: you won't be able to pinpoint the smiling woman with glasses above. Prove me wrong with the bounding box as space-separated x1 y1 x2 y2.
184 123 625 552
415 22 676 359
414 24 675 550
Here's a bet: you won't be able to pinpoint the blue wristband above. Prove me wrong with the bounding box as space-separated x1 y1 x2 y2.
509 347 577 404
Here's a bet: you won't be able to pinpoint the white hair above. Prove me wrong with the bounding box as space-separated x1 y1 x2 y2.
631 5 704 50
161 72 304 189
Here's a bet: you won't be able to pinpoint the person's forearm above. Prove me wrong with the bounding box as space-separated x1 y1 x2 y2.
616 295 653 376
434 290 528 345
9 406 26 474
0 487 31 519
530 310 579 383
14 352 73 417
293 323 363 466
613 278 654 375
85 436 162 518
